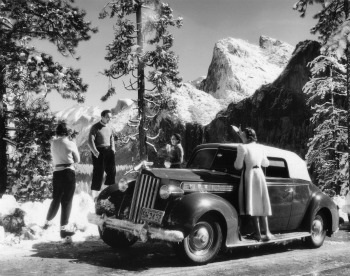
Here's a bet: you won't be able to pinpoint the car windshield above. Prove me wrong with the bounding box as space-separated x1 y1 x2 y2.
187 148 241 175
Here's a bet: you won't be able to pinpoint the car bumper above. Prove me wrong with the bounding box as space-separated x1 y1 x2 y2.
87 212 184 243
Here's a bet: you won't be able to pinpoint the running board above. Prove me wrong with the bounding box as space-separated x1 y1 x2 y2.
227 231 311 248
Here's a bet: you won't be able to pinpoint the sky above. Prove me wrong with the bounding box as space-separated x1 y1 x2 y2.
40 0 321 112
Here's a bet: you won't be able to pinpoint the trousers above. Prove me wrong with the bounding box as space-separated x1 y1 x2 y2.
46 169 76 226
91 147 116 191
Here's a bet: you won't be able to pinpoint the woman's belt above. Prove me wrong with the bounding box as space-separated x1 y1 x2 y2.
55 163 73 168
252 165 260 169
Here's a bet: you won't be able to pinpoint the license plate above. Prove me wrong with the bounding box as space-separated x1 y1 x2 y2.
140 208 165 224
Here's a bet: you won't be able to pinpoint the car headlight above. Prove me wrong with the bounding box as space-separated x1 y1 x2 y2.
118 178 129 192
159 185 184 199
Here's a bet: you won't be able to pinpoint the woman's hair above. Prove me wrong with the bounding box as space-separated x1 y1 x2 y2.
172 133 181 143
56 121 69 136
244 127 257 143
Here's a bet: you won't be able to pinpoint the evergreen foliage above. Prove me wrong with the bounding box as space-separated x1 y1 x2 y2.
0 0 97 199
100 0 183 159
304 56 348 195
295 0 350 195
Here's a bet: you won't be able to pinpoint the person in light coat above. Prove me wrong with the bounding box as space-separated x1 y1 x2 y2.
234 127 273 241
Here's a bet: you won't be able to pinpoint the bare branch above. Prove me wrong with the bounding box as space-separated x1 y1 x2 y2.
145 86 157 92
144 98 161 106
146 141 157 153
147 129 161 140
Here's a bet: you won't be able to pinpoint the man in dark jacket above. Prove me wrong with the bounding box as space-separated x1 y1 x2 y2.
88 110 116 199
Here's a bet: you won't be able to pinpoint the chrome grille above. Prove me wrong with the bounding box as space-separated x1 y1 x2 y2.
129 173 160 223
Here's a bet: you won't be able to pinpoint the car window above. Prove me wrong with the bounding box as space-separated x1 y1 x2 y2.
266 157 289 178
187 148 217 169
211 148 241 175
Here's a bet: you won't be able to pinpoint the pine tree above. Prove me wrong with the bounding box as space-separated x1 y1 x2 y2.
295 0 350 194
303 56 348 195
0 0 97 197
99 0 182 160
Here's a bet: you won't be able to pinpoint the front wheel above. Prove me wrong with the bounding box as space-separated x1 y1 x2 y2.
98 227 137 249
173 214 223 264
305 212 327 248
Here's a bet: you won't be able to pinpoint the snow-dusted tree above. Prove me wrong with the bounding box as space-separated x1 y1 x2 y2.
0 0 97 196
304 56 348 195
295 0 350 195
99 0 182 160
8 98 57 202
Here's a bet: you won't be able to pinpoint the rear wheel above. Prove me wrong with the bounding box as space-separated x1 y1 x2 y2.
173 214 223 264
305 212 327 248
98 226 137 249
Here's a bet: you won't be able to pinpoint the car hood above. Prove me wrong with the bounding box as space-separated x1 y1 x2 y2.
146 168 239 184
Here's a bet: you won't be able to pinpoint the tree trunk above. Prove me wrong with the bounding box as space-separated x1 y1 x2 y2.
136 5 147 160
0 65 8 196
345 0 350 191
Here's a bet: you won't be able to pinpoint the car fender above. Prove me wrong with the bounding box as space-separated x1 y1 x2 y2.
168 193 239 246
302 191 339 233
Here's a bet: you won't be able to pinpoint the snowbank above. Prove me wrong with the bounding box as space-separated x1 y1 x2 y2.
0 192 99 245
333 194 350 222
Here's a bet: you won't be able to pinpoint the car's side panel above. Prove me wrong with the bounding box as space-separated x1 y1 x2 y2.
266 178 294 231
300 189 339 233
287 180 312 230
168 193 240 246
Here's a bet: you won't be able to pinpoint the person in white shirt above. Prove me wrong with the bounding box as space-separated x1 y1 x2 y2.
43 121 80 239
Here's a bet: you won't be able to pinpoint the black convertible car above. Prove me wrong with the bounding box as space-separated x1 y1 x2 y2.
88 143 339 264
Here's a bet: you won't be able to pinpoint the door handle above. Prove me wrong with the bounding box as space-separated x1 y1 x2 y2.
282 188 294 198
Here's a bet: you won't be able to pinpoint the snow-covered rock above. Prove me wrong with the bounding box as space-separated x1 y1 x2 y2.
0 226 5 242
259 35 294 67
165 83 225 126
0 192 99 245
0 195 19 218
202 36 293 103
112 98 134 114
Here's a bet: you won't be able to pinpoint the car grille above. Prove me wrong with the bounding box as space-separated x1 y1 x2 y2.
129 173 160 223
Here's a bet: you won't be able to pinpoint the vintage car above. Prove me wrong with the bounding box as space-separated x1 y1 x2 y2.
88 143 339 264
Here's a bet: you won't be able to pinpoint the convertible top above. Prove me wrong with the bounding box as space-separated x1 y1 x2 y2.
194 143 311 182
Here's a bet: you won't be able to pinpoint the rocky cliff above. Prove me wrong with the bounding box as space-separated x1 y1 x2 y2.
201 36 293 103
204 40 321 157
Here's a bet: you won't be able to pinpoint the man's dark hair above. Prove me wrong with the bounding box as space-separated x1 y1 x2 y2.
101 110 112 118
56 121 69 136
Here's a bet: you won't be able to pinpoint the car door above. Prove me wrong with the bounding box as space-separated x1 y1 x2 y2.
265 157 294 232
286 179 312 230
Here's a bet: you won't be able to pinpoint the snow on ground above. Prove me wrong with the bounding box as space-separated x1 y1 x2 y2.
334 194 350 222
0 192 99 247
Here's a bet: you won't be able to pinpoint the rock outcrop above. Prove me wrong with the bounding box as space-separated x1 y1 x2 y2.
201 36 293 103
204 40 321 157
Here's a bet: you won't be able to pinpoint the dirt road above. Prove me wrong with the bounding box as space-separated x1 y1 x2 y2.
1 225 350 276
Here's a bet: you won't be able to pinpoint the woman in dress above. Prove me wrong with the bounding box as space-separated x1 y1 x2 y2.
165 133 184 168
234 127 273 241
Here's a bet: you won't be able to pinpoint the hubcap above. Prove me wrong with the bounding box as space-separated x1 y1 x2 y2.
311 217 323 241
193 227 210 249
189 222 214 254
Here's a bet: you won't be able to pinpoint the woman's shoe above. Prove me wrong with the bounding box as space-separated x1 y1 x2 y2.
42 220 52 230
261 233 275 242
60 224 76 238
246 232 262 241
